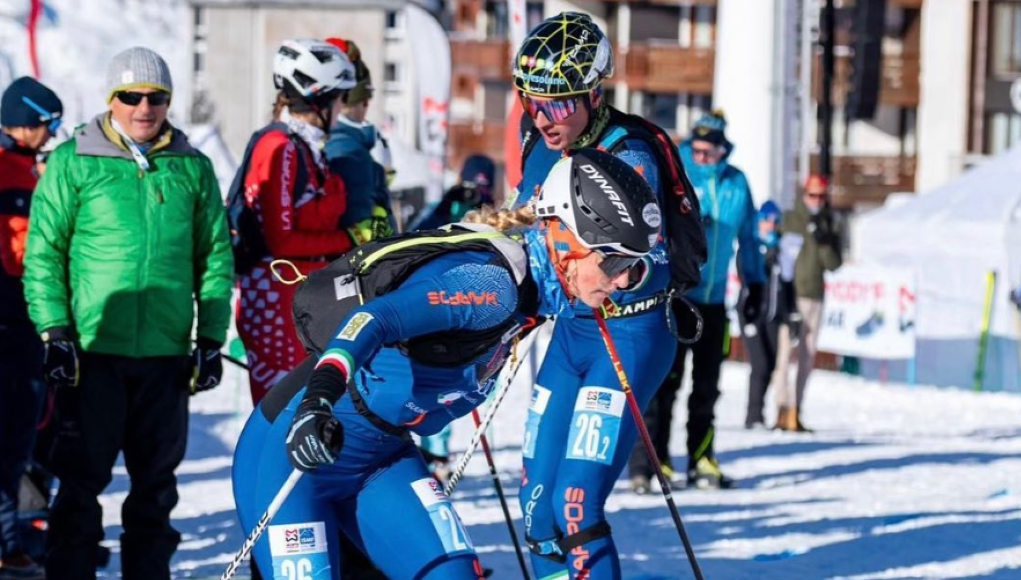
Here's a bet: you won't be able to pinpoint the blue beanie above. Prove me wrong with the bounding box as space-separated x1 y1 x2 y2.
1 77 63 129
758 200 781 222
691 110 729 147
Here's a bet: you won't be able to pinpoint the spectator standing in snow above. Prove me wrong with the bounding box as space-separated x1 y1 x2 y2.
234 39 359 404
23 47 232 580
738 201 796 430
630 111 764 491
0 76 63 580
773 174 843 431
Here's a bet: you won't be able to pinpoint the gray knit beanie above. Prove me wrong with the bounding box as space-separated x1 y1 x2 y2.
106 47 173 103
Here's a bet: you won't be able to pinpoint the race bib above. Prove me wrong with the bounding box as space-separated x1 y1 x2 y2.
566 387 625 465
268 521 331 580
522 385 552 459
412 478 474 555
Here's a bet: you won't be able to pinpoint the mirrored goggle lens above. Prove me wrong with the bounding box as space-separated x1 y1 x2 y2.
521 94 581 123
599 254 641 278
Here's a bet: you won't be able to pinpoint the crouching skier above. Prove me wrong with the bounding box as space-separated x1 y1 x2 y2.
231 149 661 580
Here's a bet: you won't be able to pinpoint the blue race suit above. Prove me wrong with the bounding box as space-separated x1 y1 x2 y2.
512 122 677 580
233 247 538 580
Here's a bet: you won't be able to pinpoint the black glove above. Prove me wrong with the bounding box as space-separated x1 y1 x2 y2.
809 212 835 244
41 327 79 389
190 338 223 395
742 284 764 323
285 365 347 472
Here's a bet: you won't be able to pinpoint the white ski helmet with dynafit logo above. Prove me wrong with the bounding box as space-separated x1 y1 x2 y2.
535 148 660 258
273 39 357 99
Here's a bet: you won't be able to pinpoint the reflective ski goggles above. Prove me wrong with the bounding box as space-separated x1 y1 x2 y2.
596 250 642 278
21 96 62 134
519 92 584 123
115 90 172 107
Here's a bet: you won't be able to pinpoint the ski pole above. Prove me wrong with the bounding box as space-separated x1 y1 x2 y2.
593 311 706 580
191 339 250 370
222 352 249 371
445 327 539 495
220 468 303 580
472 409 531 580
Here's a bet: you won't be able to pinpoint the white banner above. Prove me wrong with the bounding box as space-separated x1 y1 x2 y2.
407 5 451 204
818 264 917 359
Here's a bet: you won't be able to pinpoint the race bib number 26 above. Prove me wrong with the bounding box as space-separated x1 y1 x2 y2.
566 387 625 465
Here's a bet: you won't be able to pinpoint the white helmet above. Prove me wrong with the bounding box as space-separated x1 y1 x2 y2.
273 39 357 98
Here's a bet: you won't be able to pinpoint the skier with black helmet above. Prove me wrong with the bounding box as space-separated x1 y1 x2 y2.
508 12 707 580
230 149 658 580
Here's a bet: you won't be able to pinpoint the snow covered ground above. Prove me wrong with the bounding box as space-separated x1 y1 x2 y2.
92 343 1021 580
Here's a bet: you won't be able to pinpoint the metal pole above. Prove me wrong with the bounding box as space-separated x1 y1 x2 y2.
799 0 817 197
820 0 835 179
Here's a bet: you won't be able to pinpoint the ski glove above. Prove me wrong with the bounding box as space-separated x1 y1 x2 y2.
742 284 764 323
41 327 79 389
190 338 223 395
286 395 344 472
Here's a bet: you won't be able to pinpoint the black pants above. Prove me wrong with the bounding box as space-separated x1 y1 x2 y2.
0 322 44 559
629 302 728 478
741 315 781 426
46 353 189 580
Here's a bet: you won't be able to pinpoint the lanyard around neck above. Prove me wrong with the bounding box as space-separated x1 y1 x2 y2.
110 119 152 172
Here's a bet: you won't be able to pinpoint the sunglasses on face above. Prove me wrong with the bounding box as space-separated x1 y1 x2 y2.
519 92 583 123
596 250 642 278
21 96 61 134
691 146 720 159
115 91 171 107
804 192 827 200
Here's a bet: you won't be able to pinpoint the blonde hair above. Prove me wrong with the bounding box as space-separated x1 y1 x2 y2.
463 205 537 232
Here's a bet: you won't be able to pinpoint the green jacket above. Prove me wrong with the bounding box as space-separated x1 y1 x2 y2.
781 198 843 300
24 114 233 357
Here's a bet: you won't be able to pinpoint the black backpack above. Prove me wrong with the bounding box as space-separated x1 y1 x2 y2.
225 123 310 275
520 108 708 294
291 226 538 366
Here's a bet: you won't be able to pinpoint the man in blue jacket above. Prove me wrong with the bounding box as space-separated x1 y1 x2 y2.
630 111 764 491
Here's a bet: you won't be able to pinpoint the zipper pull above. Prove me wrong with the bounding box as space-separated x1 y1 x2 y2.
157 189 164 204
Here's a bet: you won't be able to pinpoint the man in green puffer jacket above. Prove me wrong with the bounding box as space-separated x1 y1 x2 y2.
22 47 232 580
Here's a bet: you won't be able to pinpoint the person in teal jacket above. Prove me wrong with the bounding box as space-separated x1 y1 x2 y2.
630 110 764 491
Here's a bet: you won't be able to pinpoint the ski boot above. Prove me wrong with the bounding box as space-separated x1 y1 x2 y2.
687 457 735 490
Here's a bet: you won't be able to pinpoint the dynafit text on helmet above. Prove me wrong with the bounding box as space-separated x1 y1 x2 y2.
508 11 709 580
228 148 659 580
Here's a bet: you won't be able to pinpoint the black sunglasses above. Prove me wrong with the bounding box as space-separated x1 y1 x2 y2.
597 251 642 278
115 91 171 107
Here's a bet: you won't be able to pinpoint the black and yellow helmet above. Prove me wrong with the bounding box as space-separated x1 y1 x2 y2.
512 12 614 97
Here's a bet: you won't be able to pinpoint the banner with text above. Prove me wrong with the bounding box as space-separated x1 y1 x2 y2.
818 264 917 359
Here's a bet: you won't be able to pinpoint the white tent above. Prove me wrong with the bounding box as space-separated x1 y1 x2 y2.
855 145 1021 392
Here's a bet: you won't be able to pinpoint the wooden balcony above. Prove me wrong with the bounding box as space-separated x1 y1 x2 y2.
618 43 714 94
810 154 916 210
815 52 920 108
451 39 512 82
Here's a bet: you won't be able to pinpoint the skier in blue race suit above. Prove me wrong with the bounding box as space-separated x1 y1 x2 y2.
508 12 702 580
231 148 662 580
